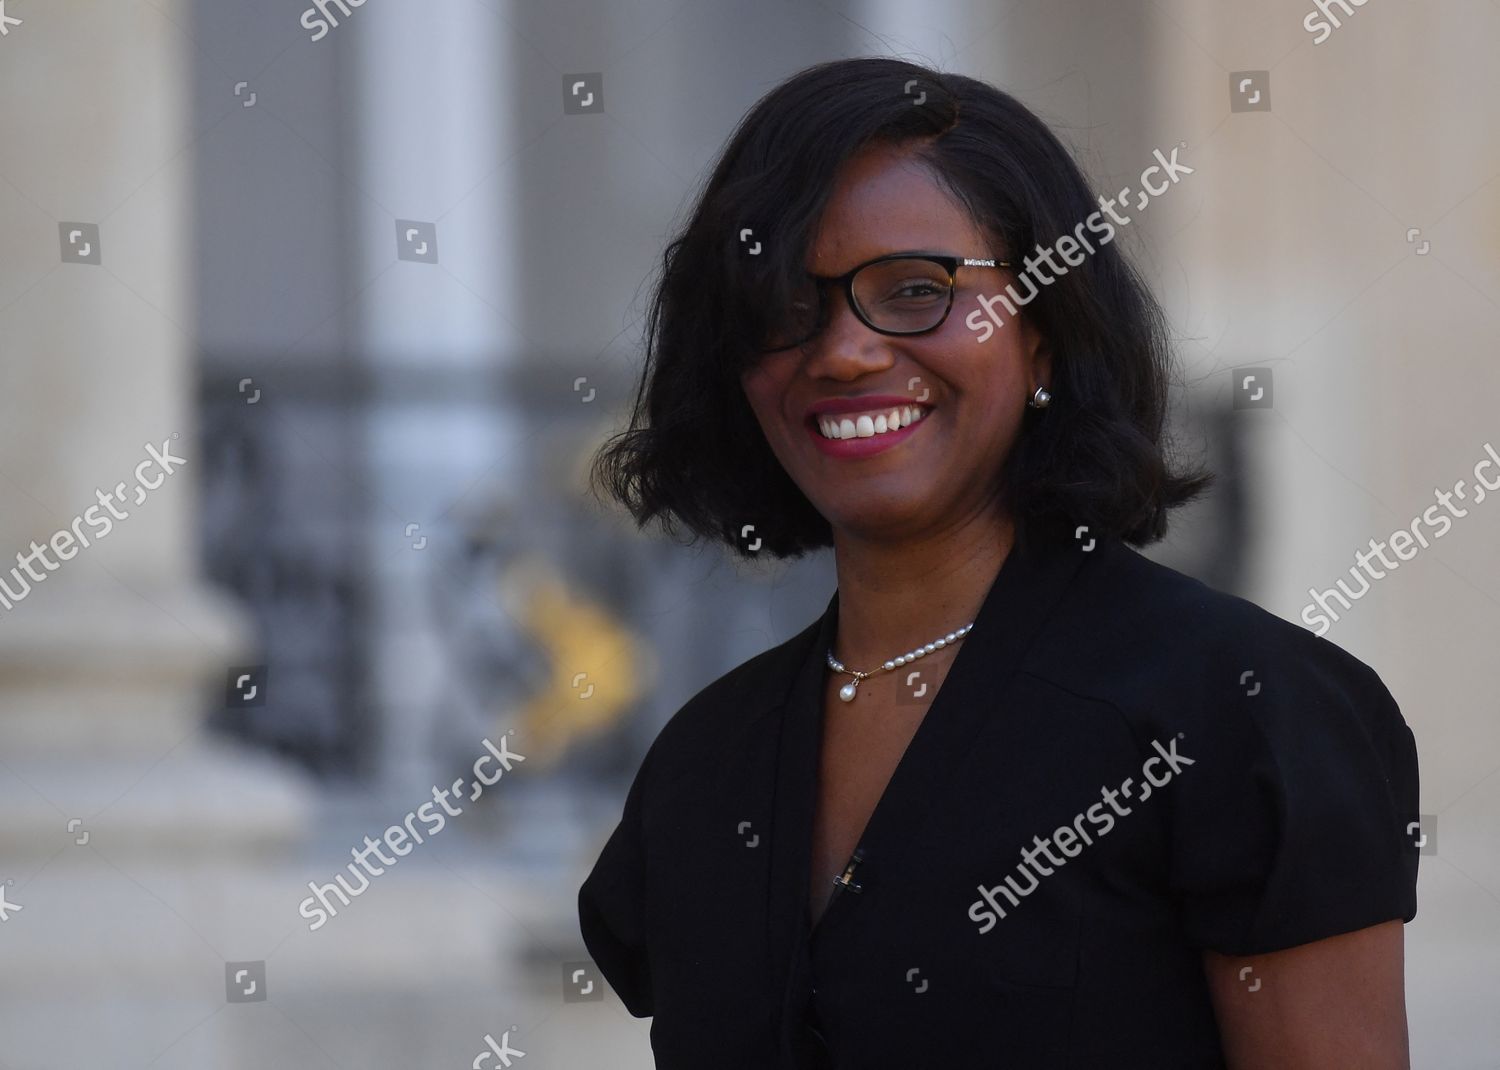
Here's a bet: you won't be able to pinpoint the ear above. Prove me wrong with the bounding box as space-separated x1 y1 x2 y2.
1020 317 1053 393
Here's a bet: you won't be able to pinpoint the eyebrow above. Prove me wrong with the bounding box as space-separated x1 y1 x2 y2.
803 250 954 278
802 250 1008 282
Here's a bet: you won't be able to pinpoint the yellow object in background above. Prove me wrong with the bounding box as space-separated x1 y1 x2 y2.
499 558 656 768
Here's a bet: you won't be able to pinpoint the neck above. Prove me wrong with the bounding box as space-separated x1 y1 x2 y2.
828 507 1015 668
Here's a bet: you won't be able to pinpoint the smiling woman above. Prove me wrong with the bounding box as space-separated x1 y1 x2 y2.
580 57 1419 1070
591 58 1204 559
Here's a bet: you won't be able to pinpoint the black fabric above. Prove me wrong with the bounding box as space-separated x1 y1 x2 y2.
577 532 1421 1068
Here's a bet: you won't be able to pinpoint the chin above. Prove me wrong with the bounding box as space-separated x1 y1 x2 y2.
819 494 937 541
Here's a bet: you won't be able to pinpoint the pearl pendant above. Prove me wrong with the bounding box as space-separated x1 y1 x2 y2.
825 619 974 708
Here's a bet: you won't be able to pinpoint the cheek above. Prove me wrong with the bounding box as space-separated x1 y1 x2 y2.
740 351 793 402
747 344 810 396
739 365 797 449
950 291 1036 378
916 346 1029 476
739 369 776 429
923 331 1030 419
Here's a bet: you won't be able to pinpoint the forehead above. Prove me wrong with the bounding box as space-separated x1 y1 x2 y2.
806 142 984 272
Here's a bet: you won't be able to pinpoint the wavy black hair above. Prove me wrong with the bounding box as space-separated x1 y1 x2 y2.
591 57 1209 558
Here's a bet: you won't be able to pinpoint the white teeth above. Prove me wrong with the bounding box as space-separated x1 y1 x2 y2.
816 405 928 440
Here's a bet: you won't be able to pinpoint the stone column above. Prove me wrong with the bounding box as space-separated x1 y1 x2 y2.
0 0 311 1061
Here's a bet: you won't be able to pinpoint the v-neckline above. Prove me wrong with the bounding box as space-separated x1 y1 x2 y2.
767 532 1090 950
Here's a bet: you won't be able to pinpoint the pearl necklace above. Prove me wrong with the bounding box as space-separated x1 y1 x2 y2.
825 621 975 702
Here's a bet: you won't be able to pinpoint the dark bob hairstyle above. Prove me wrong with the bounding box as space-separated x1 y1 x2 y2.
592 56 1208 558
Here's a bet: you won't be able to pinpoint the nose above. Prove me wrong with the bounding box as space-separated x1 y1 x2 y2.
798 290 896 382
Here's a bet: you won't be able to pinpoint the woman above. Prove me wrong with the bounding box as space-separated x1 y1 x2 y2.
578 57 1419 1068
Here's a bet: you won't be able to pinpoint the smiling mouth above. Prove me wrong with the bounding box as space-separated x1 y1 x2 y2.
814 404 930 440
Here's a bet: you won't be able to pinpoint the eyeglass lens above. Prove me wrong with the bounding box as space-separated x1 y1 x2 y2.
760 258 954 351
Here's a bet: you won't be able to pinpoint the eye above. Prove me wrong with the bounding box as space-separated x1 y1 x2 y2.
854 259 953 311
876 279 948 306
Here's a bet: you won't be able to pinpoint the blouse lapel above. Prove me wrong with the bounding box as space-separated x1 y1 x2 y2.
766 591 838 1060
764 533 1089 1058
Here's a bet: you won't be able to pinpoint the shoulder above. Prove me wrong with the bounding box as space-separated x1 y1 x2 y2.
1042 541 1420 951
1050 536 1396 709
1072 536 1319 650
1026 537 1413 783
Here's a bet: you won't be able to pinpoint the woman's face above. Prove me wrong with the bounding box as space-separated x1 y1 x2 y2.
740 141 1050 545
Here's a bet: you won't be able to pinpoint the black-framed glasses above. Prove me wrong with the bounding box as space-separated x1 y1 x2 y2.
756 250 1012 353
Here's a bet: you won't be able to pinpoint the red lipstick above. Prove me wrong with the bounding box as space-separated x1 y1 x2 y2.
803 394 931 460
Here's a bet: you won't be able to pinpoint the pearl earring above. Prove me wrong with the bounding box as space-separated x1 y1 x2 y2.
1028 386 1052 409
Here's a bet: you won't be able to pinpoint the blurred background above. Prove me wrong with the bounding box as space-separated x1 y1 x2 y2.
0 0 1495 1066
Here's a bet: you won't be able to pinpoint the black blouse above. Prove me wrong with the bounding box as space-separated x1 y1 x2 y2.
578 531 1420 1068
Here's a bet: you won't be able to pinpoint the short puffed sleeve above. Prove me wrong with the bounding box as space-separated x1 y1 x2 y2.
578 743 655 1017
1165 618 1420 956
